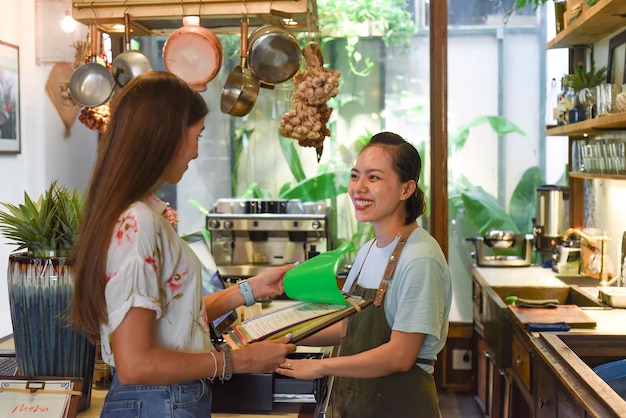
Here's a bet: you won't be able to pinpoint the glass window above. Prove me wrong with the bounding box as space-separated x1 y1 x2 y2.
134 0 558 323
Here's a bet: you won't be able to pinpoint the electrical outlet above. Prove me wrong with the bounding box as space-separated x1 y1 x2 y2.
452 349 472 370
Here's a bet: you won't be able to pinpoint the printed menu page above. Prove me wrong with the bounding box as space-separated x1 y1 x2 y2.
0 379 76 417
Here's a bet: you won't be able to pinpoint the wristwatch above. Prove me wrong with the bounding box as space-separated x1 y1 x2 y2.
238 279 256 307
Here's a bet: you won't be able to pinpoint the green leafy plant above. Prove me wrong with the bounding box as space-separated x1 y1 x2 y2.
563 61 608 91
511 0 550 9
0 180 85 257
317 0 417 76
460 167 545 237
445 118 549 259
450 119 548 234
505 0 550 21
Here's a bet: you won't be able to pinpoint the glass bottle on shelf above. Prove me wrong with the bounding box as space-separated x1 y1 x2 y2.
546 77 558 127
557 77 568 126
564 86 575 124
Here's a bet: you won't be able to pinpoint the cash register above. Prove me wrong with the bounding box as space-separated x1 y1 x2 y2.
183 231 330 413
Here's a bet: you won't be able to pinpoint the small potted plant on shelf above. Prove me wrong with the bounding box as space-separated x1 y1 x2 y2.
563 62 607 122
0 180 95 411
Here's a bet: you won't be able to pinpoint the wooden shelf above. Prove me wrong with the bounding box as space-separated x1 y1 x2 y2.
547 0 626 49
545 112 626 136
71 0 318 35
569 172 626 180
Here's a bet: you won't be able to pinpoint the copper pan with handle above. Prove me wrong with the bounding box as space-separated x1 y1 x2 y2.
220 19 260 117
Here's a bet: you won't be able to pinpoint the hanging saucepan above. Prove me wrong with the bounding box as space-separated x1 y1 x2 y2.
69 25 115 108
247 25 301 84
112 14 152 88
220 19 260 117
162 16 223 92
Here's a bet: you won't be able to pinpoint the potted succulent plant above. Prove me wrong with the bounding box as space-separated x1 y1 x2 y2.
0 181 95 411
563 62 608 121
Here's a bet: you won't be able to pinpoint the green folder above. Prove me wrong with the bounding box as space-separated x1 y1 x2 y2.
283 246 352 305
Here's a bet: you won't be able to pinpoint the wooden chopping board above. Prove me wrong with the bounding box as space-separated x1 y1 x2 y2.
509 305 597 329
45 62 80 130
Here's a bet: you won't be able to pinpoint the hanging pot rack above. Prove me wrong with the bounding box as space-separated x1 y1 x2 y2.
71 0 318 36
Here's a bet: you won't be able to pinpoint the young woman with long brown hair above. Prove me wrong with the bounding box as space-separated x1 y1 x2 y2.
71 71 295 417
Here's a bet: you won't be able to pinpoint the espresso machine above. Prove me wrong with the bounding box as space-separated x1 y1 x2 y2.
206 198 334 280
533 185 570 263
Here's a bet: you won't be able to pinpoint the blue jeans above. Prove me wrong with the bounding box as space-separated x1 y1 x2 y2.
101 369 212 417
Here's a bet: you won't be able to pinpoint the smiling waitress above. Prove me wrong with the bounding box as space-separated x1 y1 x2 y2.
275 131 453 418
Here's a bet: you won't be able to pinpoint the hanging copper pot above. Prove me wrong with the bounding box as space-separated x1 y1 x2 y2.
162 16 223 91
220 19 260 117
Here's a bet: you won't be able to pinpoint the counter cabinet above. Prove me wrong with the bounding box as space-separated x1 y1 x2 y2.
472 266 626 418
472 274 508 418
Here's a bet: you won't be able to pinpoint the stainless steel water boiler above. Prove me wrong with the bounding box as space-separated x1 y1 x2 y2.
533 185 569 257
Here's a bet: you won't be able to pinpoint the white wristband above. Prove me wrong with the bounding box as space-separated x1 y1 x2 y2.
238 279 256 307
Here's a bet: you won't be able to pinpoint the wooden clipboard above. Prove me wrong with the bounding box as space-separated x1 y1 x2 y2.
0 376 83 418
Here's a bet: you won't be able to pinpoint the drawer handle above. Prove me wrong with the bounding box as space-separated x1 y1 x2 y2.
516 356 523 366
538 397 549 408
484 350 493 360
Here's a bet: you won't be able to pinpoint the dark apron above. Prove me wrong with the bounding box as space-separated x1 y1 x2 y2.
331 224 440 418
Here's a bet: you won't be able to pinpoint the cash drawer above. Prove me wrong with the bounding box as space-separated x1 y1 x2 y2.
211 351 327 413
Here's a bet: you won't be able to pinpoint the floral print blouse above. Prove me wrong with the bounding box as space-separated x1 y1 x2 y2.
100 194 212 366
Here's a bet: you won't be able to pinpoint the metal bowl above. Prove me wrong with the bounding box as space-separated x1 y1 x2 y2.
483 230 516 249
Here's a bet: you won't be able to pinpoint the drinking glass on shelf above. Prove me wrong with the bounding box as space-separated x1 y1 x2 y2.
571 139 583 172
596 84 608 117
606 83 621 114
580 140 591 173
608 137 626 175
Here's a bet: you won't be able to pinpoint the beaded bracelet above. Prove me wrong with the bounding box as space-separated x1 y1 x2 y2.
219 345 233 381
208 351 218 382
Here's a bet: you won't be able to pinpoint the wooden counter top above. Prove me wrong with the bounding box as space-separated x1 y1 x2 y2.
474 265 626 334
474 265 567 287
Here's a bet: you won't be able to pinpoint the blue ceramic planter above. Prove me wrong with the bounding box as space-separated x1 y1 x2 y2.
7 254 95 411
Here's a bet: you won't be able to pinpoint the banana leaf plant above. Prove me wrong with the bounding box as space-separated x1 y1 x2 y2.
446 117 546 256
460 166 545 237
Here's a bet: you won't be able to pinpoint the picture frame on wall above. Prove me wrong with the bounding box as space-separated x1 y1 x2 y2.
0 40 20 154
607 29 626 85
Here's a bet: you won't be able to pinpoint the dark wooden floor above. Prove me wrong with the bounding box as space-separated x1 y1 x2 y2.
438 391 483 418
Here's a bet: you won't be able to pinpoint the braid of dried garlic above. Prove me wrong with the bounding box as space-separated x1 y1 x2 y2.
78 103 110 133
279 44 340 150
